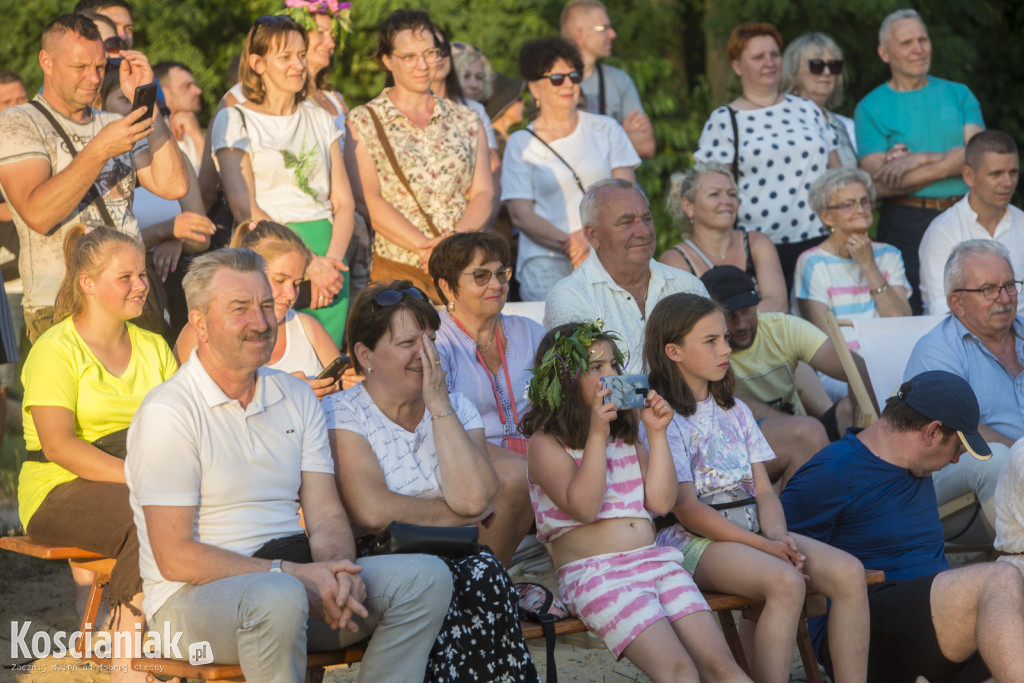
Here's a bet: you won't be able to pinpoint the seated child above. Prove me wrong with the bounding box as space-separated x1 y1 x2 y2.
520 321 752 682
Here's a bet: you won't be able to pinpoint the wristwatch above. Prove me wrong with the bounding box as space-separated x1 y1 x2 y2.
269 559 283 573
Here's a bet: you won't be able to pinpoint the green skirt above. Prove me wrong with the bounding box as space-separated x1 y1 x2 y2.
287 218 348 347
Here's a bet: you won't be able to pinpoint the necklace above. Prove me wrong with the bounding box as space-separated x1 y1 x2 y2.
477 332 495 353
741 92 781 108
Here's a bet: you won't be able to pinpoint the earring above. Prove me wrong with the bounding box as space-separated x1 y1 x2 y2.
446 301 455 313
367 365 373 373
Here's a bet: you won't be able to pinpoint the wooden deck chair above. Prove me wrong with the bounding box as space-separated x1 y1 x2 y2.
822 312 978 525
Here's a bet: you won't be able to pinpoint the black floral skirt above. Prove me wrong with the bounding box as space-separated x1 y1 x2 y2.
427 548 539 682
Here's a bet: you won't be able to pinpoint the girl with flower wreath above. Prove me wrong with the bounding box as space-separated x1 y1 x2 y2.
519 321 751 682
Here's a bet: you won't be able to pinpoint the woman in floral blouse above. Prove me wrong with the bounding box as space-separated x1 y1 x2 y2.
344 9 494 302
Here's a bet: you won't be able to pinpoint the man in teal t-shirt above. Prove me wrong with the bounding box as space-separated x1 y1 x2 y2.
854 9 984 314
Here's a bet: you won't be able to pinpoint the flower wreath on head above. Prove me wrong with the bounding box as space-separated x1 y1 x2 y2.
527 320 626 413
282 0 354 52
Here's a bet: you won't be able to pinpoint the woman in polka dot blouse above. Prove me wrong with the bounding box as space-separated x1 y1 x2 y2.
695 22 840 294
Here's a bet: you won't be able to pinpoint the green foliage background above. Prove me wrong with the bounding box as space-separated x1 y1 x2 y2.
4 0 1021 253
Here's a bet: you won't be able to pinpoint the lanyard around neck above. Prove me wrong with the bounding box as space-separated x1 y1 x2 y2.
451 316 520 434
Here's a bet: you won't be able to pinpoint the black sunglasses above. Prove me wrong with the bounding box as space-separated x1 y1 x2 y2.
254 14 300 30
103 36 127 54
371 286 427 312
808 59 844 75
540 71 583 86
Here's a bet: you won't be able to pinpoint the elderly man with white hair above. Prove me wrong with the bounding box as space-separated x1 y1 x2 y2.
544 178 707 374
905 239 1019 544
855 8 985 315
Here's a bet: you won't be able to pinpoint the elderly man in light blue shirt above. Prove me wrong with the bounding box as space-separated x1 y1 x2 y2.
905 239 1020 544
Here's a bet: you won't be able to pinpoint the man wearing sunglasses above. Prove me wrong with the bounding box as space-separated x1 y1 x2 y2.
0 14 188 344
560 0 655 158
855 9 984 315
919 130 1024 317
905 239 1020 545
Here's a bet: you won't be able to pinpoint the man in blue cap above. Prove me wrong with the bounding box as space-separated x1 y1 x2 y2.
782 370 1024 682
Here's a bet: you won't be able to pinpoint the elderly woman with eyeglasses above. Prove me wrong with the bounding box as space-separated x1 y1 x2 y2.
502 37 640 301
794 168 911 345
781 33 858 169
212 13 353 346
428 232 545 566
345 10 493 302
323 280 538 681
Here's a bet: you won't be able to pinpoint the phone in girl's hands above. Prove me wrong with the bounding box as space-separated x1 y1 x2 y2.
601 374 649 410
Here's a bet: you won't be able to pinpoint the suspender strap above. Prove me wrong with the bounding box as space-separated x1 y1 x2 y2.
365 105 441 239
28 100 115 229
596 62 606 116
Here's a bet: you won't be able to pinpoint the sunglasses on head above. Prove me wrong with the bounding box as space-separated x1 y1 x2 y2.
451 41 480 56
808 59 844 75
370 286 427 312
540 71 583 86
465 266 512 287
253 14 300 30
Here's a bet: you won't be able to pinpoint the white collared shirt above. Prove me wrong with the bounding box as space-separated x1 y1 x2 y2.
126 352 333 619
543 256 708 374
919 196 1024 315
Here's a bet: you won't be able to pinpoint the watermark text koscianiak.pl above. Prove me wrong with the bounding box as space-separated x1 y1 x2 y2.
10 621 213 665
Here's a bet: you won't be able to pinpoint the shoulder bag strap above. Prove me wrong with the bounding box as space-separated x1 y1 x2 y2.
726 105 740 182
365 105 441 239
28 100 116 228
596 62 606 116
524 128 586 194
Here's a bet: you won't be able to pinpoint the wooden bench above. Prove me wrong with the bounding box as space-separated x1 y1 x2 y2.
2 537 883 682
0 536 116 638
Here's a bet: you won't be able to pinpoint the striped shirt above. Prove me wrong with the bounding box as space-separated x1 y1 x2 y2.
793 242 911 349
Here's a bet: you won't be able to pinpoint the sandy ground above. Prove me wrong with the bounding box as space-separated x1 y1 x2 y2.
0 547 818 683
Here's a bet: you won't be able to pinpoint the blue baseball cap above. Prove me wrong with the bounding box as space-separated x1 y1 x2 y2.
896 371 991 460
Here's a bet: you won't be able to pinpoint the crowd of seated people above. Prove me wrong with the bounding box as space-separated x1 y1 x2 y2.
3 0 1023 681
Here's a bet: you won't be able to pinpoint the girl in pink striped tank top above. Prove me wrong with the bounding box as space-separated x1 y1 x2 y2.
520 322 751 682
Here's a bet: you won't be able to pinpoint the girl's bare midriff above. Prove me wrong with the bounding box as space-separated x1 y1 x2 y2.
550 515 656 568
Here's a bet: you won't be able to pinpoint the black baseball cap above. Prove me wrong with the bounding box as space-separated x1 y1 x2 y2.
896 371 991 460
700 265 760 313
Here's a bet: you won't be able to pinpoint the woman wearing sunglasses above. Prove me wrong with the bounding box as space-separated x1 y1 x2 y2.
323 280 538 681
502 37 640 302
695 22 840 296
345 10 494 302
428 232 544 566
781 33 858 169
212 14 354 347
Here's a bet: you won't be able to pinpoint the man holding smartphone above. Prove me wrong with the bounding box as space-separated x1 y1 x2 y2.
0 14 188 343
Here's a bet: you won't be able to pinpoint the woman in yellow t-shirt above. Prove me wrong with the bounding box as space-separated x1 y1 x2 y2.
18 224 177 681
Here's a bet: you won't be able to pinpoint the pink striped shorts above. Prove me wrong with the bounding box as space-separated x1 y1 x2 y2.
555 544 709 658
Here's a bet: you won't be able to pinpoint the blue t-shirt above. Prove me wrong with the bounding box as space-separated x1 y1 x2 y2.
854 76 983 198
781 429 948 657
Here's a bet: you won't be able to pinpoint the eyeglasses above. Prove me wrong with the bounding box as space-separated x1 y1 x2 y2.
587 24 614 32
451 42 480 56
103 36 127 54
539 71 583 86
808 59 844 75
464 267 512 286
826 197 872 212
371 286 427 312
952 280 1023 300
391 48 444 68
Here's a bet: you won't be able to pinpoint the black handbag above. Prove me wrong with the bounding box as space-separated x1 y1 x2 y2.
357 521 479 559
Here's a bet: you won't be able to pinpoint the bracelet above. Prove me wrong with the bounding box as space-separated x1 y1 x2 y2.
430 408 456 421
869 282 889 296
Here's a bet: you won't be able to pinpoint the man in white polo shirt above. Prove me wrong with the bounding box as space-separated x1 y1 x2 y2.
125 249 451 681
919 129 1023 315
